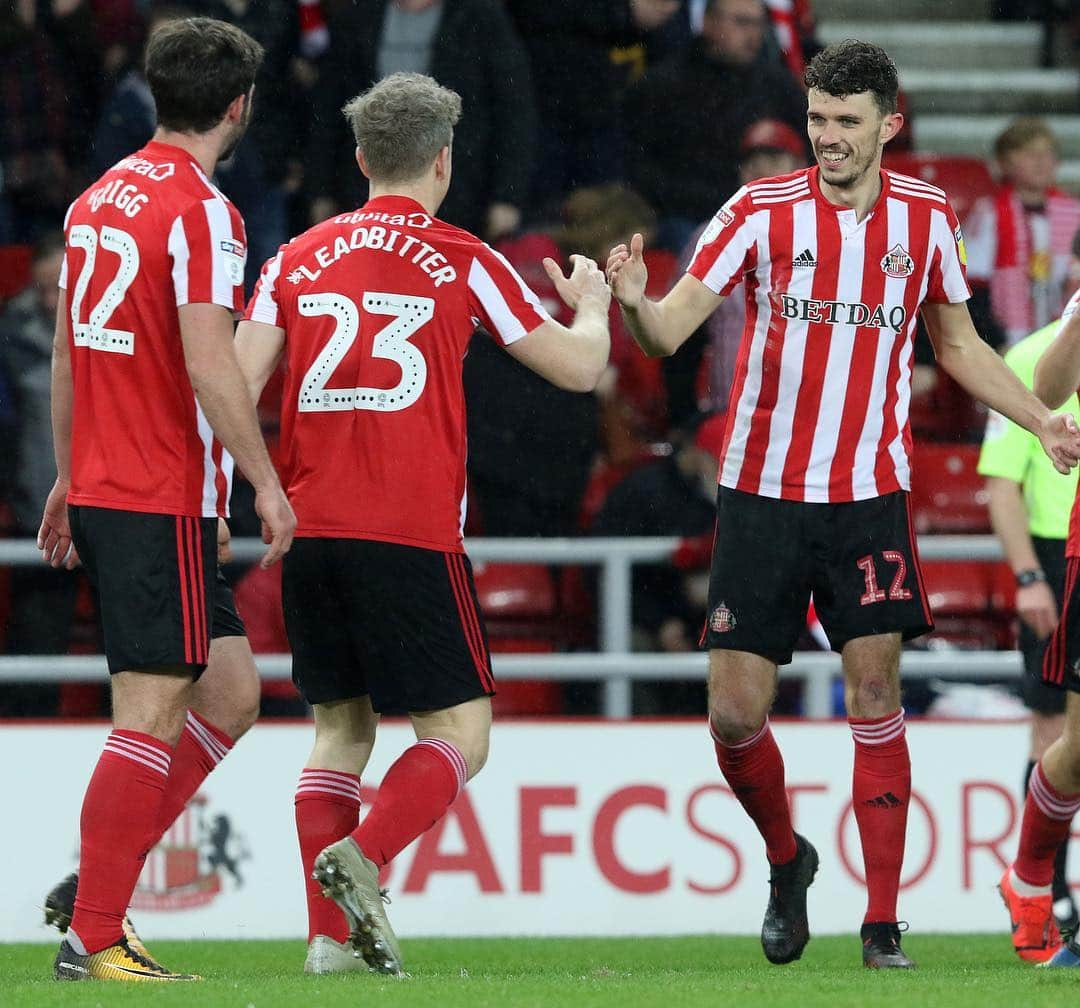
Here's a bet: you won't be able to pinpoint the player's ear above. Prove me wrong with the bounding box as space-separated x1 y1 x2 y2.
434 145 450 181
224 90 247 125
356 147 371 180
880 111 904 146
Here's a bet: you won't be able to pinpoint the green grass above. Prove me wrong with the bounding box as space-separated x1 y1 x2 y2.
4 935 1078 1007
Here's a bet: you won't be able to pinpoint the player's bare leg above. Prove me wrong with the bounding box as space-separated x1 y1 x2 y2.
842 632 915 968
314 695 491 975
298 696 379 974
55 668 201 982
47 636 259 965
708 649 817 965
1009 693 1080 965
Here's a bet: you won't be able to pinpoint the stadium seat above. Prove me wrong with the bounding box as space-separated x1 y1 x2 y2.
473 562 564 715
881 153 996 224
0 245 31 304
920 559 1015 650
909 443 991 534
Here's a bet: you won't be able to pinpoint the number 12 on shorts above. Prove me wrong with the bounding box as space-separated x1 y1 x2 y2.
857 552 912 606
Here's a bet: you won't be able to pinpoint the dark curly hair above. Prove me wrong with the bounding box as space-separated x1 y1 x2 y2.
804 40 899 116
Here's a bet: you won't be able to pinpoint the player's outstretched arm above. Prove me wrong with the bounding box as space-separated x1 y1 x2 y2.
38 288 79 571
1033 310 1080 410
924 300 1080 474
180 303 296 567
504 255 611 392
606 232 721 358
235 319 286 405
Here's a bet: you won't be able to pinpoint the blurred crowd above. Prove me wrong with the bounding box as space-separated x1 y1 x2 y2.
1 0 1080 717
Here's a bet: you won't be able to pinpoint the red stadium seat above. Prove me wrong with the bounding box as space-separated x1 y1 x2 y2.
910 443 991 534
881 154 996 224
919 559 1014 649
473 562 564 715
0 245 31 304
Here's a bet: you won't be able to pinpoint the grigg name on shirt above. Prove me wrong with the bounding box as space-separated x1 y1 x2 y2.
287 222 458 288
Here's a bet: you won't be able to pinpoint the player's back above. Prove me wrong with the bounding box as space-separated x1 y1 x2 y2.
63 140 246 518
249 195 549 552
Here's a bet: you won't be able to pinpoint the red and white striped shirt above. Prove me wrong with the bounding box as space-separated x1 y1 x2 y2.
60 140 246 517
689 166 970 503
245 195 551 552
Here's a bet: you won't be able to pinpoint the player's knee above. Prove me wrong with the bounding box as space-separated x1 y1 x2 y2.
462 733 489 780
114 705 189 746
847 674 898 716
709 705 766 746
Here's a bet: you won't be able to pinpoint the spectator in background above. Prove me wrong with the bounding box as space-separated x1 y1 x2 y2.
965 117 1080 349
90 5 185 175
92 1 304 288
0 233 85 710
0 1 92 240
466 184 661 538
664 118 807 428
306 0 535 243
507 0 680 217
625 0 807 253
979 231 1080 939
591 413 723 660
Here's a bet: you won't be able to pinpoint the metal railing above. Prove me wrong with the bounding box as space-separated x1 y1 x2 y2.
0 535 1011 718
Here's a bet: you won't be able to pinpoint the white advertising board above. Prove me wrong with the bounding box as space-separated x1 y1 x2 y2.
0 720 1051 942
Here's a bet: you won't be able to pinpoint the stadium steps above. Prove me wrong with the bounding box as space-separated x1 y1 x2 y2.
816 9 1080 193
819 22 1043 70
816 0 989 20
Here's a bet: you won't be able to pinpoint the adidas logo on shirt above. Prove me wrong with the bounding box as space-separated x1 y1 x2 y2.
792 248 816 267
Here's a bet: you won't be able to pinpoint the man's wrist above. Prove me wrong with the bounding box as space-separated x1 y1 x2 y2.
1015 568 1047 588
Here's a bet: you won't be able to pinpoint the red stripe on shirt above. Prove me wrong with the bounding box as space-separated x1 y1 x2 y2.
830 206 890 499
781 211 842 492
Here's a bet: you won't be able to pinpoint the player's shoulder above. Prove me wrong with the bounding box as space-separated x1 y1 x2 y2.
883 170 950 208
744 168 814 207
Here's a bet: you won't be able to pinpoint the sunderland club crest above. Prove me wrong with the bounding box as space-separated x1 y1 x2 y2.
131 794 249 911
880 244 915 279
709 602 737 634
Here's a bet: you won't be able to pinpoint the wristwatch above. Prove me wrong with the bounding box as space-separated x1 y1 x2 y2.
1015 568 1047 588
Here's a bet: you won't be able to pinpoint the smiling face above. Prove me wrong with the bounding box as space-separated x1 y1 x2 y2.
807 88 901 193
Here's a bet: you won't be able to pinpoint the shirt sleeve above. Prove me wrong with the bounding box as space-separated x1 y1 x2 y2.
924 200 971 305
687 187 757 296
168 197 248 313
466 243 552 346
244 250 286 328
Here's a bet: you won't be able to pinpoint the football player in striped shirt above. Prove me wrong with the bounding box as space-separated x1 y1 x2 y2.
608 39 1080 968
39 17 296 983
235 72 611 975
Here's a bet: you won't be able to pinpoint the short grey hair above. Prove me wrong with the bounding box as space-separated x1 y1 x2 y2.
342 73 462 183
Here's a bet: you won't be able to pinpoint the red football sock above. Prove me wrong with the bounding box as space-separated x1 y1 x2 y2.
1014 762 1080 888
712 720 797 865
69 730 172 954
295 769 361 943
156 711 234 836
850 709 910 924
353 738 467 866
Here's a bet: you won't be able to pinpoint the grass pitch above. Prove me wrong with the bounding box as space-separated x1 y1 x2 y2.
4 935 1077 1007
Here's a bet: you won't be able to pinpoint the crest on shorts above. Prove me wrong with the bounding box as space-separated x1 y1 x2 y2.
880 244 914 279
709 602 737 634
